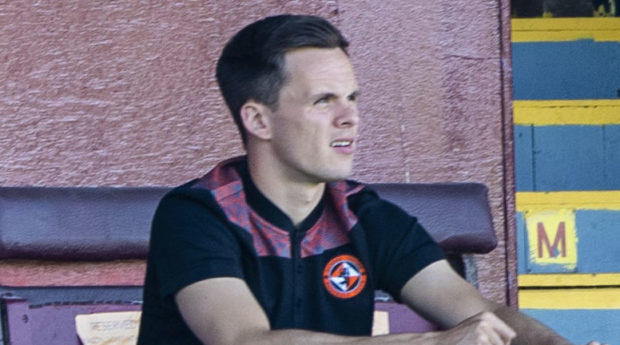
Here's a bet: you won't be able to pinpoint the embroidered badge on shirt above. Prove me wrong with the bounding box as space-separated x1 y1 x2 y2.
323 254 367 298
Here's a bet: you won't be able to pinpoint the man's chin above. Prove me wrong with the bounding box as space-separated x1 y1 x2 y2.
321 169 353 183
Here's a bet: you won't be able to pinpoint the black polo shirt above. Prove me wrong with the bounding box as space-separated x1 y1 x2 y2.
137 157 445 345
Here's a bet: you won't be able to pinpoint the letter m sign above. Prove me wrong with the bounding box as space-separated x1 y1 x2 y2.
525 209 577 273
537 222 565 258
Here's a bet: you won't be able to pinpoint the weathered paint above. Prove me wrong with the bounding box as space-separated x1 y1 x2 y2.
577 210 620 273
524 209 577 272
514 100 620 125
520 288 620 309
606 125 620 181
514 125 620 191
514 125 534 191
534 126 607 190
516 192 620 273
521 309 620 345
513 16 620 341
519 273 620 287
516 191 620 210
516 213 528 274
516 208 620 274
512 18 620 42
512 40 620 99
514 100 620 191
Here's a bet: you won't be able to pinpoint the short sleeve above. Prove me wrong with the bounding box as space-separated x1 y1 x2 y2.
349 189 446 301
148 188 244 299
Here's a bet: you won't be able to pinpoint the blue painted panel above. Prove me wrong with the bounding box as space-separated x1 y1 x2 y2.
576 210 620 273
516 212 528 274
533 126 606 191
521 309 620 345
604 125 620 187
515 126 534 191
513 40 620 100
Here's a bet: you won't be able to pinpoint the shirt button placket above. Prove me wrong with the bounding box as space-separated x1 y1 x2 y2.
291 231 303 325
295 262 303 318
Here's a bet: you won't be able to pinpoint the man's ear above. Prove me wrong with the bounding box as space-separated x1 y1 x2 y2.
240 101 272 141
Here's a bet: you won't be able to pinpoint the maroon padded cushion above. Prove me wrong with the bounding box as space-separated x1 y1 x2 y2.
0 187 168 260
370 183 496 253
0 183 496 260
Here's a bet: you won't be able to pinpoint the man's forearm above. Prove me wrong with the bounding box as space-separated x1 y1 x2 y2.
494 304 573 345
237 328 437 345
237 311 520 345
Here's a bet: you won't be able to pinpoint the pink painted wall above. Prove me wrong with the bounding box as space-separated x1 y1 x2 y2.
0 1 515 305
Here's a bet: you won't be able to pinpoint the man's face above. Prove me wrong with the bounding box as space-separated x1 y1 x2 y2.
267 47 360 184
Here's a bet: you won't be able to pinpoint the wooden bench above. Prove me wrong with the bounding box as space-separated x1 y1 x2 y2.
0 183 496 344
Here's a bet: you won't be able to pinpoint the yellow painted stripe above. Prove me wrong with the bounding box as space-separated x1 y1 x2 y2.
512 18 620 42
519 288 620 309
513 18 620 31
519 273 620 287
514 100 620 125
516 191 620 211
514 30 620 42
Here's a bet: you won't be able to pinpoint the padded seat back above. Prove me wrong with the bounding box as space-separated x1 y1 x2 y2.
0 183 495 260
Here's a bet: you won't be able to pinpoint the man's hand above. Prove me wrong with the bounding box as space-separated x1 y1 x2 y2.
431 311 516 345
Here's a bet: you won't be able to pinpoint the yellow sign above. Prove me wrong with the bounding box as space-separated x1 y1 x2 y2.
525 209 577 271
75 311 141 345
372 311 389 335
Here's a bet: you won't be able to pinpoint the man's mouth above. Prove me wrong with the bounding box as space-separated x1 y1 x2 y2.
330 140 353 148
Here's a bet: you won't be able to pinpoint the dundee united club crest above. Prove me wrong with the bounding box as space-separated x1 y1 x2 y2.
323 255 367 298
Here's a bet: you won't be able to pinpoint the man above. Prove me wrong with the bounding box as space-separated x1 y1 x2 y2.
137 14 602 345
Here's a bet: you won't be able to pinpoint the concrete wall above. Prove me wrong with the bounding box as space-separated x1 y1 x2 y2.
0 1 515 305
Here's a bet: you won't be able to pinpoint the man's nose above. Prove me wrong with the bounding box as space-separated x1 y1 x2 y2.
334 102 359 128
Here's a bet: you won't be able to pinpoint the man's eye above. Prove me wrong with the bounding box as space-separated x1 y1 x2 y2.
314 96 330 105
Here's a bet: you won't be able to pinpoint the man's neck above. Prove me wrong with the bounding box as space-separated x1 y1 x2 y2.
247 156 325 227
